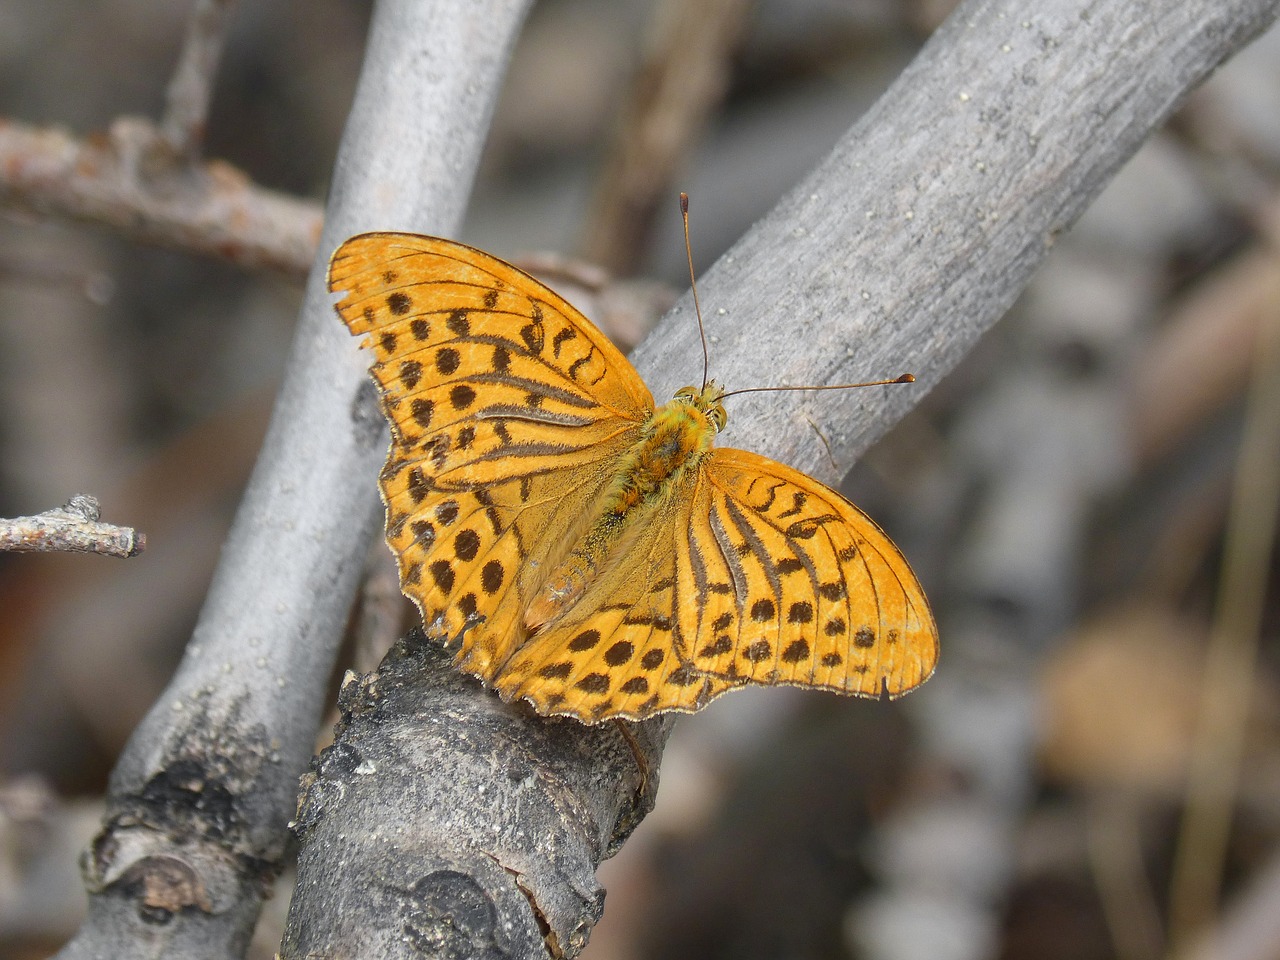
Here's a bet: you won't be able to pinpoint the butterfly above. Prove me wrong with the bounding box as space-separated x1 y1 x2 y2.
328 231 937 723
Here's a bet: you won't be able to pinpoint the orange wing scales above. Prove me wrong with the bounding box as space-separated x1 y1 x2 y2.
330 233 653 682
689 449 937 699
329 232 938 723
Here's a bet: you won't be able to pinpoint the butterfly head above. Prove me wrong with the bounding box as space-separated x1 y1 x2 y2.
673 381 728 434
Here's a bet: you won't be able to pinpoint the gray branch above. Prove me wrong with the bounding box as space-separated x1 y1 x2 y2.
0 495 144 558
283 636 663 958
159 0 239 159
632 0 1278 489
0 116 322 276
55 0 534 957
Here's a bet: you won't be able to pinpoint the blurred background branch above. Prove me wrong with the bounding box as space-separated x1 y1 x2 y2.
0 118 322 275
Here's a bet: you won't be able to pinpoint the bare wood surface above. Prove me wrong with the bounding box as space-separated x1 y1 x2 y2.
284 635 661 959
53 1 534 958
0 496 144 558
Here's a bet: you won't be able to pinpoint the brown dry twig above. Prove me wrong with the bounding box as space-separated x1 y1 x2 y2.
0 494 145 558
0 0 321 275
0 0 320 273
0 116 322 276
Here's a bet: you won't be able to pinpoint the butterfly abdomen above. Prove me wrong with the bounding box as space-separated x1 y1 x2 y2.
522 398 716 632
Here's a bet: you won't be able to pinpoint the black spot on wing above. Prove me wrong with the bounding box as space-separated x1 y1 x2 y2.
576 673 610 694
781 639 810 663
568 630 602 651
429 560 455 593
604 641 634 665
450 384 476 410
697 636 732 658
399 360 423 390
640 650 664 670
481 560 504 594
552 327 576 357
436 348 460 375
446 310 470 335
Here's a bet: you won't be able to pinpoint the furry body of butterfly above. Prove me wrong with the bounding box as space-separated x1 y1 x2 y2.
329 232 938 723
524 383 722 630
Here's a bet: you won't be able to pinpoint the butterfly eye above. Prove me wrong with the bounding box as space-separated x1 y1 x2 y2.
707 403 727 432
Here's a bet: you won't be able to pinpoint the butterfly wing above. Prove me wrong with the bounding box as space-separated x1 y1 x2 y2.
682 447 937 698
329 233 656 677
492 446 937 721
492 483 697 720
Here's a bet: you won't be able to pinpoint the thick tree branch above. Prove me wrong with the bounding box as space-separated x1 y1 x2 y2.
285 636 663 959
631 0 1280 490
55 1 533 958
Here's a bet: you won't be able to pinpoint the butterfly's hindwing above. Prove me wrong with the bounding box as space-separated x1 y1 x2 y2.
492 476 733 719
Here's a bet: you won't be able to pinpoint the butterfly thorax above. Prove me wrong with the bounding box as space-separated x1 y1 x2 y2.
522 382 727 633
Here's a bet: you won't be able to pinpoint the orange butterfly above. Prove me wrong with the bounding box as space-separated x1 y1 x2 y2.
328 232 937 722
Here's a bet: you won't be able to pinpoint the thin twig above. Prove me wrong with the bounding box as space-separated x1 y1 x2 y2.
0 495 145 558
0 116 321 275
1168 270 1280 954
160 0 240 159
580 0 751 274
1088 794 1165 960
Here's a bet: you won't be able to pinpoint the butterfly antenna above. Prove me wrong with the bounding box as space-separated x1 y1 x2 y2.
681 193 712 391
720 374 917 401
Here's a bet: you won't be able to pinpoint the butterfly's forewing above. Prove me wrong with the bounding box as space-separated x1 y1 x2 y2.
329 233 656 676
688 448 937 698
